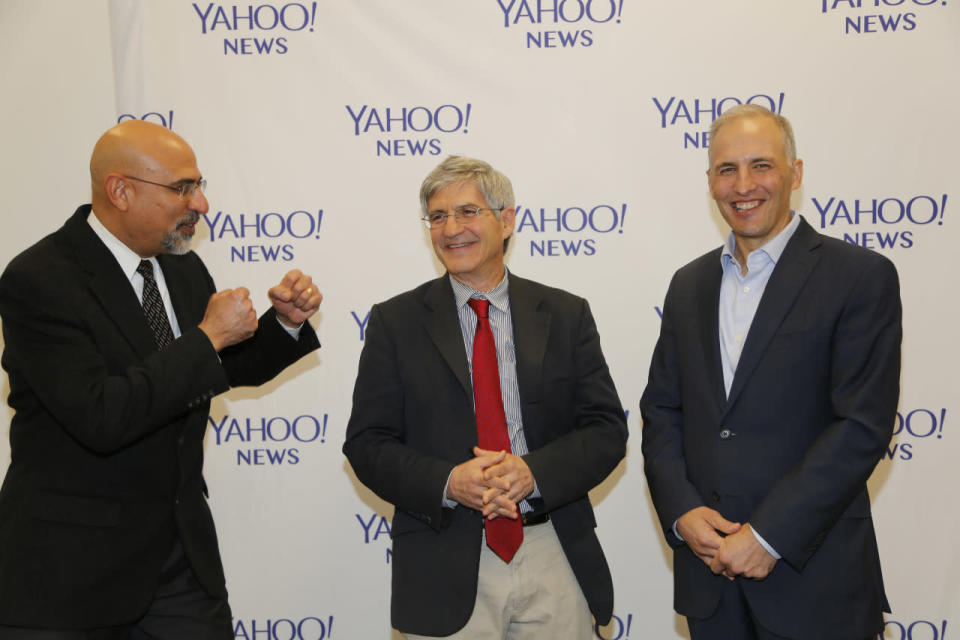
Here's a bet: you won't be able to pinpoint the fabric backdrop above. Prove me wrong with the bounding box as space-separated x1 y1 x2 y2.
1 1 957 638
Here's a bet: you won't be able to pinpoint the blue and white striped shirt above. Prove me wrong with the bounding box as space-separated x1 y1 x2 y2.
443 270 538 511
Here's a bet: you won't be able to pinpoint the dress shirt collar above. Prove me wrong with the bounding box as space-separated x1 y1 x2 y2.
721 211 801 270
87 208 159 282
449 270 510 312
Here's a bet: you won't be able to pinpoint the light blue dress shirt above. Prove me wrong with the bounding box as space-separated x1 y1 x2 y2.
716 211 801 559
672 212 802 559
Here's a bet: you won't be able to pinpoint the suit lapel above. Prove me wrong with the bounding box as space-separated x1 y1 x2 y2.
508 275 550 406
695 252 728 410
63 206 158 358
423 276 472 399
157 254 203 330
724 219 822 413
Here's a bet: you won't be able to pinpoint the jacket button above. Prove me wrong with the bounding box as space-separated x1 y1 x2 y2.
719 429 732 439
711 491 721 503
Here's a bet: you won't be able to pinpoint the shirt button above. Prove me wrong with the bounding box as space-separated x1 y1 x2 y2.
743 286 750 293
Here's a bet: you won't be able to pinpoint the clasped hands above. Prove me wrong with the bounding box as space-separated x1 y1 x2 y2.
199 269 322 351
447 447 535 520
676 506 777 581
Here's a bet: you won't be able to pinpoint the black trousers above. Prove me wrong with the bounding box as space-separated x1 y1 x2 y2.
0 540 232 640
687 578 873 640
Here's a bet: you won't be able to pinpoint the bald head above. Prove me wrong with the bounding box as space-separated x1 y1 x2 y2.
89 120 208 258
90 120 196 200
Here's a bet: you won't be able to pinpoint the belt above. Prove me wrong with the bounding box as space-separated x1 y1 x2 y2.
520 511 549 527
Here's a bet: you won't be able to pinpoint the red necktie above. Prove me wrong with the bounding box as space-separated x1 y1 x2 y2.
467 298 522 563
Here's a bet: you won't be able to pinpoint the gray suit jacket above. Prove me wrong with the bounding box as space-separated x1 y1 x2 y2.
344 273 627 636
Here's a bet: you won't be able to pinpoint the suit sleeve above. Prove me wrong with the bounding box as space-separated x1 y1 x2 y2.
520 299 628 512
749 256 902 570
343 303 455 531
0 257 319 456
219 307 319 388
640 274 709 545
0 261 230 455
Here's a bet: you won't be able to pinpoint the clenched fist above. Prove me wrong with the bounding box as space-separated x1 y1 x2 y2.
268 269 322 328
198 287 258 351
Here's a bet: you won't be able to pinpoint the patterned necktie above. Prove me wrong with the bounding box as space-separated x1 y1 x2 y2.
137 260 174 349
467 298 523 563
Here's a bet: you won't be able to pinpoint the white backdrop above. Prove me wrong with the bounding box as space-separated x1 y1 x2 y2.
1 1 957 638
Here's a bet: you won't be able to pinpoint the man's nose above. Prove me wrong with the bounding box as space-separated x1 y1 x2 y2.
441 213 465 234
734 170 755 194
189 187 209 214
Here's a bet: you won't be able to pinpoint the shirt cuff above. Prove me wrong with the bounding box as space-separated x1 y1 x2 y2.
749 525 781 559
276 316 302 340
672 519 685 542
442 469 457 509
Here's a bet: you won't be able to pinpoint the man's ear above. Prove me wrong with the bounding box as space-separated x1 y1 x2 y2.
103 174 130 211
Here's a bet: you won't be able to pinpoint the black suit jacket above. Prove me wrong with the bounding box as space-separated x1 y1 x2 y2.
344 273 627 636
640 218 901 639
0 205 319 628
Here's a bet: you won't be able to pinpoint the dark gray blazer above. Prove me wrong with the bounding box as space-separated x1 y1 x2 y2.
344 273 627 636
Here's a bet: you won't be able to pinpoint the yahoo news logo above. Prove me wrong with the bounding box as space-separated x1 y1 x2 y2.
821 0 948 36
876 618 949 640
117 111 176 130
201 209 324 263
496 0 626 49
884 408 947 462
515 203 628 257
595 613 637 639
813 194 948 251
356 510 392 564
652 92 786 151
209 413 330 466
193 2 319 56
345 103 472 158
233 616 335 640
351 310 371 341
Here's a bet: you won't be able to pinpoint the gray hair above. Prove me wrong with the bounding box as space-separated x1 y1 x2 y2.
709 104 797 165
419 155 515 216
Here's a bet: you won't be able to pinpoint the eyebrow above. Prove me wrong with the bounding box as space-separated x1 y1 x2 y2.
714 157 774 169
429 203 481 213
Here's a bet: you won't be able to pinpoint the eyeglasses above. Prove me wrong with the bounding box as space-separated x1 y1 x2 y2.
123 174 207 200
422 206 503 229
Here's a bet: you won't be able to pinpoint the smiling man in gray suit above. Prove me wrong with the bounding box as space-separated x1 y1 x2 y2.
345 156 627 639
641 105 901 640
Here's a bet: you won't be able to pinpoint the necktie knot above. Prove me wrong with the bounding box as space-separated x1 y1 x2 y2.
467 297 490 319
137 260 155 281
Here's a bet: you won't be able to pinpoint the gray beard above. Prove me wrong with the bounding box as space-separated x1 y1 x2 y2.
162 213 199 254
162 229 191 255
